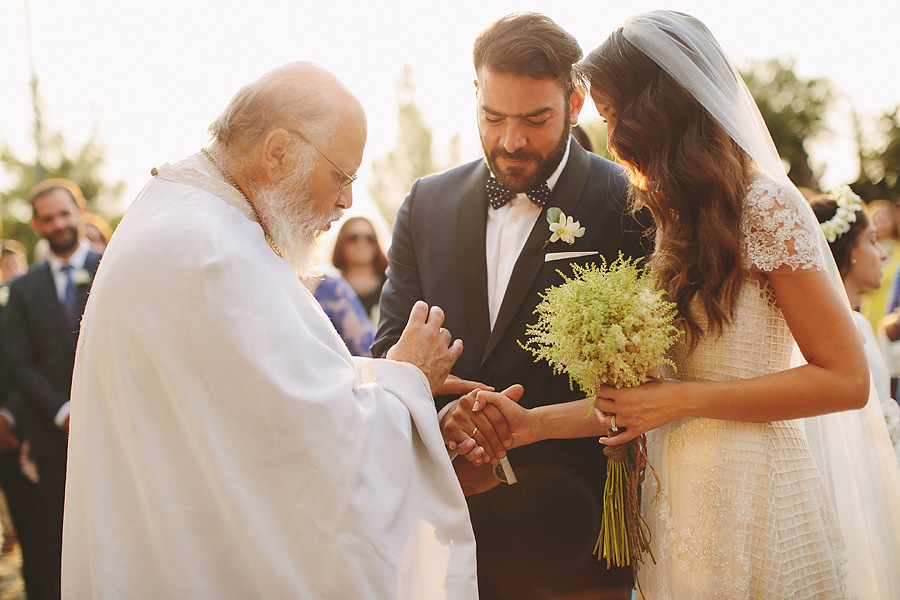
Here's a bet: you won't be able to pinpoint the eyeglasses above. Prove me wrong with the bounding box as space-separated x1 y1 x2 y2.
346 233 376 243
290 129 357 192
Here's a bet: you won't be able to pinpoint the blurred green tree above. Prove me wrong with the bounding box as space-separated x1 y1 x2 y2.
369 65 459 228
0 129 124 258
3 11 122 257
739 58 834 190
854 106 900 203
1 130 125 218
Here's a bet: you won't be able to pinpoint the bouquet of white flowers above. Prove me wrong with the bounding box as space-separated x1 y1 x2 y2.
521 255 682 576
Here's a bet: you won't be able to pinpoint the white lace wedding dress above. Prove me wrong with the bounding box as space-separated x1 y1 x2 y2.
642 177 849 599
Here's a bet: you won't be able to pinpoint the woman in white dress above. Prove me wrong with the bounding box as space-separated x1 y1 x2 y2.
810 190 900 462
576 11 900 599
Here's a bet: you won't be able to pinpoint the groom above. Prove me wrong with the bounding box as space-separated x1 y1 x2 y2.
373 13 650 600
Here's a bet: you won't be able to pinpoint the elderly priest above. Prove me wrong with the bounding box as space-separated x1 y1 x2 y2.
61 62 477 599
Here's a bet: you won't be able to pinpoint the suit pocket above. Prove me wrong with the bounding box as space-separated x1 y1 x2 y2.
537 253 603 291
544 251 598 263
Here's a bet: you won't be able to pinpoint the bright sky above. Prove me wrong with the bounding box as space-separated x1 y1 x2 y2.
2 0 898 235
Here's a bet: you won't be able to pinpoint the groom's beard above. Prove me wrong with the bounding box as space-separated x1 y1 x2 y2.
482 106 571 193
255 174 342 276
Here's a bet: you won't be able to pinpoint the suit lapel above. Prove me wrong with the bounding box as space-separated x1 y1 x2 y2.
482 141 591 363
33 262 70 333
73 252 101 323
457 164 492 358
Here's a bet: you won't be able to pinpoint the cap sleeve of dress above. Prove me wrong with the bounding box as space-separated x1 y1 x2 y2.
741 177 826 273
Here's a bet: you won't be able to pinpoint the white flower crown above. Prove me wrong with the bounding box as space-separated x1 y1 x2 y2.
820 185 864 243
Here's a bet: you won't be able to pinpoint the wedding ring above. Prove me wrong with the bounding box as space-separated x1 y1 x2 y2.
610 415 618 432
470 427 479 438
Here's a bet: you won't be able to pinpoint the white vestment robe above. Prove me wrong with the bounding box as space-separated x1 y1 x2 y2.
61 154 478 599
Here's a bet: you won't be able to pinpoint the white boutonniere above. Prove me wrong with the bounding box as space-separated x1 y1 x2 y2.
0 286 8 307
544 207 585 248
73 269 92 286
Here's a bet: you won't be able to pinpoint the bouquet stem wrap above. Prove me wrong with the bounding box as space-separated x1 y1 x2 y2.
595 432 656 581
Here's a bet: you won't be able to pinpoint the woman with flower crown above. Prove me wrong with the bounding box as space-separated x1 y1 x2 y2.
811 188 900 463
577 10 900 599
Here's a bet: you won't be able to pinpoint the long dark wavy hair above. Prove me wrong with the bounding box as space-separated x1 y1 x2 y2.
578 29 752 345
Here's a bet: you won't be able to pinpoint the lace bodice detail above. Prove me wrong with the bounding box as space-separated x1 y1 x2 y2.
741 177 825 273
663 175 828 383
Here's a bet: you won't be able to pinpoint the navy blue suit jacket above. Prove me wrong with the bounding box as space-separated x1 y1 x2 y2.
5 252 101 461
0 294 25 424
373 141 651 593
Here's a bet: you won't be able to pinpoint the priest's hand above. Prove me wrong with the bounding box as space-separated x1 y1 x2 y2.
434 374 493 397
386 301 464 395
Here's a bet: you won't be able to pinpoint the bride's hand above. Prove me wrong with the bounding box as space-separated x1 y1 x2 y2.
593 377 680 446
470 385 535 449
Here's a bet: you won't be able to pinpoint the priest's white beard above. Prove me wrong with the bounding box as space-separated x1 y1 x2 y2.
255 173 342 276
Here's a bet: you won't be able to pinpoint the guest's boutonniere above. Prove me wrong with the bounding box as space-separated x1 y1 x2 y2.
73 269 92 286
543 207 585 249
0 286 8 307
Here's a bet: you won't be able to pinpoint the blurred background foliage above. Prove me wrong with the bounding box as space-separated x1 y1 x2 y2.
3 60 899 255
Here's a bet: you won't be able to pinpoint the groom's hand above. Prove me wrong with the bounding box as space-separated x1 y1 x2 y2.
454 457 501 497
386 301 463 394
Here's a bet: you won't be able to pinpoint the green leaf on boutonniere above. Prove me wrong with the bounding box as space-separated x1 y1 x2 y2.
546 207 562 224
543 207 565 249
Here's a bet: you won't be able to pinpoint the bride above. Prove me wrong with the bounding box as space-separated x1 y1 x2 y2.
575 10 900 599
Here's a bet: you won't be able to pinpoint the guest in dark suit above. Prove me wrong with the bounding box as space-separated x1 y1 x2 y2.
5 179 101 599
372 13 650 600
0 236 48 599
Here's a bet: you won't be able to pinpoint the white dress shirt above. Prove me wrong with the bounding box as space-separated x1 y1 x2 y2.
46 242 90 303
485 140 570 329
44 242 90 428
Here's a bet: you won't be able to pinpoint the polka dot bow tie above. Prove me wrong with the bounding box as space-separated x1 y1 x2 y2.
485 177 551 210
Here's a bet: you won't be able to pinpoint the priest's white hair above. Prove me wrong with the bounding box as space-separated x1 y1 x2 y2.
208 61 341 152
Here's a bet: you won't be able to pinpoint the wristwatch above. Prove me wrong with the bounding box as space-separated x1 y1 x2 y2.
493 457 517 484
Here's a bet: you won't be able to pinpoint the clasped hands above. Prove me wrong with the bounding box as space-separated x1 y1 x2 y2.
439 383 535 466
442 373 675 464
384 300 674 462
382 301 535 467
